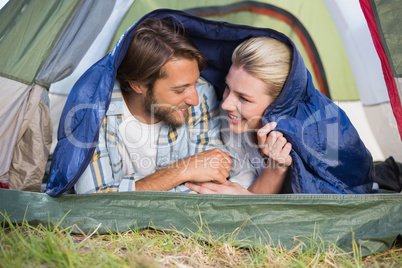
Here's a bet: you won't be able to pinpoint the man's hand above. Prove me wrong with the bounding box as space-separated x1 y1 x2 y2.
135 148 231 191
185 180 252 194
174 148 232 184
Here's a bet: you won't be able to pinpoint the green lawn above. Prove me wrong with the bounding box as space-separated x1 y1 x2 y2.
1 213 401 267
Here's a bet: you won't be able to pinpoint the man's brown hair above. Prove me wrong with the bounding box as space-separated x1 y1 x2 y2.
117 17 206 93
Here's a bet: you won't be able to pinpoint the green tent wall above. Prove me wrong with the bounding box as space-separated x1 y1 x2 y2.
1 189 401 256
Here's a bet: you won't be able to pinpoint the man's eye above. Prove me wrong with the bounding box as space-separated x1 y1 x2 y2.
174 89 185 94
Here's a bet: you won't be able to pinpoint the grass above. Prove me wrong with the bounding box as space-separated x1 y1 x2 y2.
1 213 401 267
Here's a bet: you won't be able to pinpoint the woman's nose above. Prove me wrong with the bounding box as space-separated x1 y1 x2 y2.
221 92 236 111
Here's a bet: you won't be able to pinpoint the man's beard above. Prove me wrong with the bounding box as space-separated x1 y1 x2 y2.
144 90 189 128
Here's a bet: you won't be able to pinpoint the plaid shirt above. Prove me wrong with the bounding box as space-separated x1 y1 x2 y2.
74 78 225 193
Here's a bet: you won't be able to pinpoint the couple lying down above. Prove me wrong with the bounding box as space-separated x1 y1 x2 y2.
45 10 373 196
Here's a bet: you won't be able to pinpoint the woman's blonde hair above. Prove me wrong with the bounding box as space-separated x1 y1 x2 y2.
232 37 292 99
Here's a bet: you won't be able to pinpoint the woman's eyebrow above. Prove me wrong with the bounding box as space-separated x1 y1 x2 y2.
225 79 253 98
235 89 254 99
239 91 253 98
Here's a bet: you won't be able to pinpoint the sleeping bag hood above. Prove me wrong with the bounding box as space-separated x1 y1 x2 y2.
46 9 374 196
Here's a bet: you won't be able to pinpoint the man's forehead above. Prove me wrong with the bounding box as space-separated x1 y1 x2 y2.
158 58 200 87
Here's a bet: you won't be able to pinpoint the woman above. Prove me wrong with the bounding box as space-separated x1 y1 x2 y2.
186 37 374 194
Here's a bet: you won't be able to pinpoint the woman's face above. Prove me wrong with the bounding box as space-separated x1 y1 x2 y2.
221 64 274 134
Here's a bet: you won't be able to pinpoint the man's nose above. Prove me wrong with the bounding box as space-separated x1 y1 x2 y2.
185 84 199 106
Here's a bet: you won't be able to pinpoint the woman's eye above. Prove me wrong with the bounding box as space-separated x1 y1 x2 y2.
240 96 250 102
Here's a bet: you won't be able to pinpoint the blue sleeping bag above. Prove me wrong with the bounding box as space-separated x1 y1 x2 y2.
46 9 374 196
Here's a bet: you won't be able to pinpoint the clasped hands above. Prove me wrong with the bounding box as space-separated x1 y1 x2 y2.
184 122 292 194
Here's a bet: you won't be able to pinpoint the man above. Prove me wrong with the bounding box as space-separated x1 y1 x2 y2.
74 17 232 193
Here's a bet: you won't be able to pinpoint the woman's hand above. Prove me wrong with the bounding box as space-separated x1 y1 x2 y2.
257 122 292 168
184 180 253 195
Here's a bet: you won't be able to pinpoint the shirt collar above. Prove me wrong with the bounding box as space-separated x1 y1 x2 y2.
106 81 124 116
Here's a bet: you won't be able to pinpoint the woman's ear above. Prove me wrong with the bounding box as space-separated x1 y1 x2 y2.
129 81 146 94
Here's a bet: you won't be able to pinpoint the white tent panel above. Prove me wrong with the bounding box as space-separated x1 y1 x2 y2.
324 0 389 105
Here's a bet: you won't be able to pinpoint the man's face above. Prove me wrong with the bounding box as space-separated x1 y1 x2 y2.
144 58 200 127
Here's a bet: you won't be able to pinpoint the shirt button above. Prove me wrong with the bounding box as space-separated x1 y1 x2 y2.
110 131 114 136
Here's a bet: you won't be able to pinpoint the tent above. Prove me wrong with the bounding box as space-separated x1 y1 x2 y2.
0 0 401 256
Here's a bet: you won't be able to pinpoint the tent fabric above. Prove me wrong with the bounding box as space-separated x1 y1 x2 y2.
0 80 51 191
0 0 118 191
0 0 114 86
323 0 389 105
48 0 135 154
109 0 359 102
186 2 331 98
49 0 135 95
359 0 402 140
46 9 373 196
0 0 77 186
36 0 116 87
370 0 402 77
0 0 80 84
1 188 401 257
0 78 31 182
8 86 52 192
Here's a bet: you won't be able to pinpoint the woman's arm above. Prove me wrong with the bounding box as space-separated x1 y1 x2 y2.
247 159 290 194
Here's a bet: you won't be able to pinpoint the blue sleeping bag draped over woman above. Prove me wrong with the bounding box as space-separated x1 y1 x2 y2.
46 9 374 196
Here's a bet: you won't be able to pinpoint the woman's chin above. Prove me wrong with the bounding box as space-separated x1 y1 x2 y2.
229 124 246 134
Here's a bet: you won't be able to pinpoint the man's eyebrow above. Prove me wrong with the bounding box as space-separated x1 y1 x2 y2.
171 84 190 89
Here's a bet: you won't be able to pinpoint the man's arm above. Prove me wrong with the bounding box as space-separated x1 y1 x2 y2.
135 148 231 191
78 146 232 193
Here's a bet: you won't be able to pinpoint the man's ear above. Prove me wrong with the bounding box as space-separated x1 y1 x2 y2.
129 81 146 94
